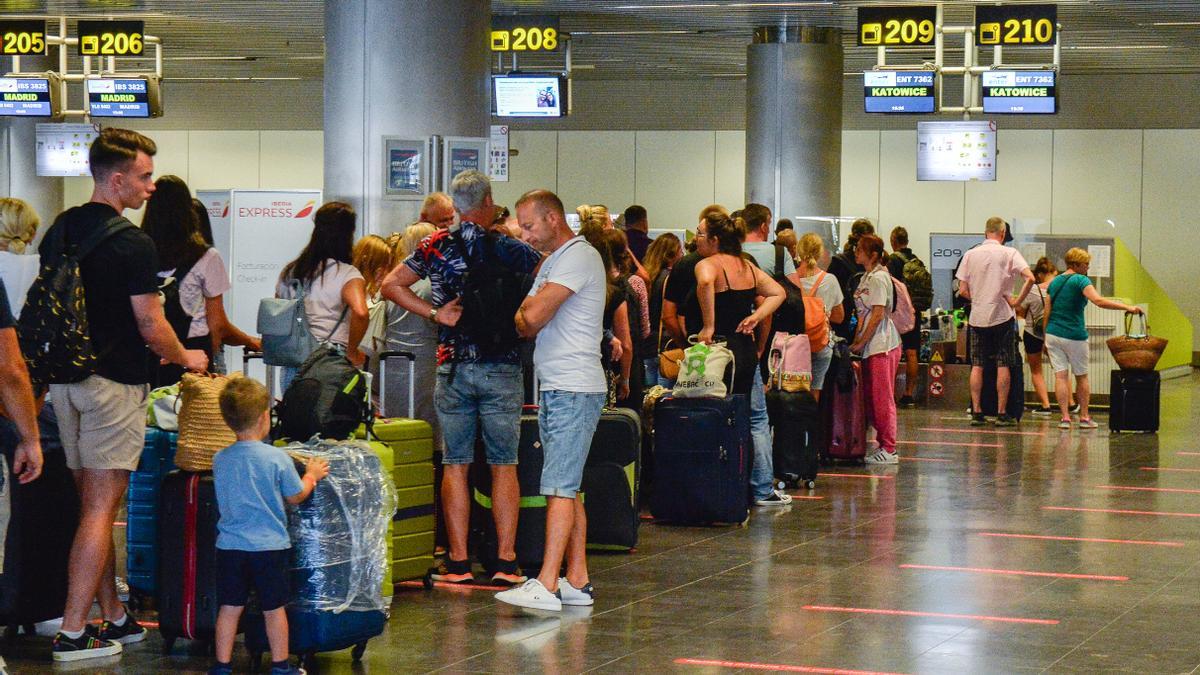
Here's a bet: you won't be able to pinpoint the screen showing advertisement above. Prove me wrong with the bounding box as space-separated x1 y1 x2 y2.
86 78 150 117
917 121 997 181
494 76 563 117
981 70 1056 114
0 77 53 117
864 71 935 113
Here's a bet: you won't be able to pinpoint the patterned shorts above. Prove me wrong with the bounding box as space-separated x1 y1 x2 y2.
968 320 1021 369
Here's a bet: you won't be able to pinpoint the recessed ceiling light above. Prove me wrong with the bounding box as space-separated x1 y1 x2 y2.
1067 45 1172 50
1151 21 1200 26
572 30 692 35
615 1 830 8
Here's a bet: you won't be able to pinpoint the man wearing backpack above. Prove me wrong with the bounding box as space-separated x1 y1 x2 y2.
33 128 208 662
888 227 932 407
382 170 541 587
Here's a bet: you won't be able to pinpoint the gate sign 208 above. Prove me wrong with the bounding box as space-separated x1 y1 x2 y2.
491 15 560 52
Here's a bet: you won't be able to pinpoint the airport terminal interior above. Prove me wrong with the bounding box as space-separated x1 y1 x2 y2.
3 1 1200 673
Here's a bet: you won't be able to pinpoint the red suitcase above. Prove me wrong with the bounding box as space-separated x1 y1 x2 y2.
824 360 868 462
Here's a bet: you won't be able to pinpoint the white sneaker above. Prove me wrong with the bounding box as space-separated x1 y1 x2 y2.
755 489 793 507
865 449 899 465
1058 419 1072 429
496 579 562 611
1077 418 1099 429
557 578 595 606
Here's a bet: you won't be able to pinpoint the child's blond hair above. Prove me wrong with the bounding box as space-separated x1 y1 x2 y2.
219 376 270 433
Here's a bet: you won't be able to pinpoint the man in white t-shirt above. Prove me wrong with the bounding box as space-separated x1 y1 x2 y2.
955 217 1035 426
496 189 606 612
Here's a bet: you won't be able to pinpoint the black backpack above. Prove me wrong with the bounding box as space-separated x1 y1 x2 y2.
274 345 371 442
17 215 135 393
452 230 533 358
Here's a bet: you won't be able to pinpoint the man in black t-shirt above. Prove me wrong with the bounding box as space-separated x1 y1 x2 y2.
46 129 208 663
0 278 43 486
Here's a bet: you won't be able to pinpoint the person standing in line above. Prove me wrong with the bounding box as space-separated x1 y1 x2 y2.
886 227 923 407
738 203 795 278
828 218 874 340
1044 247 1143 429
0 198 43 316
381 223 440 445
622 204 652 262
1017 257 1058 416
641 233 683 388
850 235 902 464
44 128 208 662
496 189 606 611
421 192 457 230
781 232 845 400
0 277 43 485
955 217 1035 427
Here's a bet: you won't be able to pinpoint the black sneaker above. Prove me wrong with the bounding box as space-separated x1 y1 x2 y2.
491 558 528 587
52 629 123 662
898 395 916 408
993 414 1017 427
1031 407 1054 417
1069 403 1081 414
970 413 988 426
429 558 475 584
98 611 147 645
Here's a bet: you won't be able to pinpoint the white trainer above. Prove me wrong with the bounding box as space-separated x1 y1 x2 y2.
496 579 562 611
557 578 595 606
865 449 899 465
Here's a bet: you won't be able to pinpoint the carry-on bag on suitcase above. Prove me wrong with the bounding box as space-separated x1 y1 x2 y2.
766 389 819 489
126 427 177 603
583 408 642 551
244 441 393 672
1110 369 1160 432
651 395 751 525
823 359 868 462
156 470 221 653
471 410 545 574
0 403 81 636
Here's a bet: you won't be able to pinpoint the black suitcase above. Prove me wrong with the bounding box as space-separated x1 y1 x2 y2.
979 361 1025 419
651 395 751 525
766 389 819 489
582 409 641 552
471 411 545 574
1110 370 1160 433
157 471 221 653
0 403 80 634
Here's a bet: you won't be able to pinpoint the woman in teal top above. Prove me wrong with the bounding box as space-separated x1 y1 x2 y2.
1043 247 1142 429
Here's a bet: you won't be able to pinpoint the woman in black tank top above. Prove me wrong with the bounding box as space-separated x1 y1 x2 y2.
694 214 785 396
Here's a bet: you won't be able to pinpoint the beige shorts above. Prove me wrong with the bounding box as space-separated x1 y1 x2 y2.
50 375 149 471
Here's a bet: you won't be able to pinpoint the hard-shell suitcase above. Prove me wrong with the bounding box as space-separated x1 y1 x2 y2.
156 470 221 653
1110 369 1160 433
126 427 177 602
766 389 819 488
650 395 750 525
824 360 867 462
472 411 545 573
583 408 641 551
0 403 80 634
980 359 1025 420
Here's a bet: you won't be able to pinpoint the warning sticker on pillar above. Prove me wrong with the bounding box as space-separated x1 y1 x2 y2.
489 125 509 182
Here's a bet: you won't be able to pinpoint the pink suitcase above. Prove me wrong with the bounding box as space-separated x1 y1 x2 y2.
825 360 867 462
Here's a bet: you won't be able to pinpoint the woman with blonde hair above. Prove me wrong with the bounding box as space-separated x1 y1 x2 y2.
0 197 42 317
1044 247 1142 429
778 232 844 400
382 223 440 444
352 234 396 358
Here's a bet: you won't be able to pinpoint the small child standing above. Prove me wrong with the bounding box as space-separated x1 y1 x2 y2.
209 377 329 675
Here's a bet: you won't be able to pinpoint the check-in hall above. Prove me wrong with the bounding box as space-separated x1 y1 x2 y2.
2 1 1200 673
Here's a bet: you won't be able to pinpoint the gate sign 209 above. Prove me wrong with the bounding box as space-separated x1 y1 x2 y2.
857 6 937 47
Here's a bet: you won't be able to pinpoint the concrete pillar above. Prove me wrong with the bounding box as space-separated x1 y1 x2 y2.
323 0 491 236
745 26 842 246
1 119 65 236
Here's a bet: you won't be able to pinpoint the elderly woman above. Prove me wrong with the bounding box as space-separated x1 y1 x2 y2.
1044 247 1142 430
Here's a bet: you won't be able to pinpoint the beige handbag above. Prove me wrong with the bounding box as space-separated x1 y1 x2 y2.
175 372 239 471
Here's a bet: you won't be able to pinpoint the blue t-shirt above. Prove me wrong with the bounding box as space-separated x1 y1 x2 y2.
402 221 541 364
213 440 305 552
1045 273 1093 341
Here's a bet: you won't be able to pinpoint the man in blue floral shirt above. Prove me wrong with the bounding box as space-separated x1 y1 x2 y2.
383 170 540 586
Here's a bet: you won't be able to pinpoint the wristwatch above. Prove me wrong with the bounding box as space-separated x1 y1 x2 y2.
428 307 438 323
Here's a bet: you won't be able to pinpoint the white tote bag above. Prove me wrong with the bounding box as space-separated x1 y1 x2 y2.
670 337 735 399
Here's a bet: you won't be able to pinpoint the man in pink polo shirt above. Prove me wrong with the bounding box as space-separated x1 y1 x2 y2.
955 217 1035 426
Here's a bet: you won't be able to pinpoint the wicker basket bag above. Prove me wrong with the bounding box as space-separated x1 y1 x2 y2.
175 372 240 471
1106 312 1167 372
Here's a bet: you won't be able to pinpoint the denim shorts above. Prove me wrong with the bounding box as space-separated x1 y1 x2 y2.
538 390 605 498
810 342 834 391
436 362 522 465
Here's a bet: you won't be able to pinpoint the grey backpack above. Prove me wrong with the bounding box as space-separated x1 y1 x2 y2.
257 280 319 367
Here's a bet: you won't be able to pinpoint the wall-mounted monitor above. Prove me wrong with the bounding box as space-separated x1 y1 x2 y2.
493 74 565 118
917 120 997 182
981 70 1056 114
86 76 162 118
864 70 935 113
35 122 98 177
0 74 61 118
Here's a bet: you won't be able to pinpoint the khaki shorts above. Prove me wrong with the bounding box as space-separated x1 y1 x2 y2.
50 375 149 471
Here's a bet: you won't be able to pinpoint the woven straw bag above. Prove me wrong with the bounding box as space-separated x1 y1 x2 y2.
1106 312 1167 372
175 372 239 471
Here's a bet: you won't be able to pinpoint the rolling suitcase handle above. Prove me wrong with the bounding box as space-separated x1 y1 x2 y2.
377 350 417 418
242 351 277 406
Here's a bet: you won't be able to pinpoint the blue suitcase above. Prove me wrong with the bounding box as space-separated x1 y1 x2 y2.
126 428 177 600
651 395 751 525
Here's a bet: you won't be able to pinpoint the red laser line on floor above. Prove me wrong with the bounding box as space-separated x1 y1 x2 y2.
817 473 894 480
896 440 1003 448
979 532 1184 547
918 426 1044 437
674 657 909 675
1044 506 1200 518
786 494 826 500
112 521 126 526
898 564 1128 581
1097 485 1200 495
802 605 1058 625
1177 452 1200 457
899 457 954 463
1139 467 1200 473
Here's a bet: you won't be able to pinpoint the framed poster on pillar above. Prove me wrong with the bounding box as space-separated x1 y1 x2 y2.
440 136 489 190
382 136 431 200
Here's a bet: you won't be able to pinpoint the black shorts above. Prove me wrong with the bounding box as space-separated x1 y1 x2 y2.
1022 332 1044 356
216 548 291 611
968 320 1021 368
900 327 921 351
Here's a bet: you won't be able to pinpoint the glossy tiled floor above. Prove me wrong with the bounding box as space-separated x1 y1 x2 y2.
6 374 1200 674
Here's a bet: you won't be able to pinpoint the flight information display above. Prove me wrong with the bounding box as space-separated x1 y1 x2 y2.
917 121 997 182
981 70 1056 114
0 77 54 117
86 78 151 117
864 71 935 113
493 75 564 117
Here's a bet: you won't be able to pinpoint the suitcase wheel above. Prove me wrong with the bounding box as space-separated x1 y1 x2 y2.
805 480 816 490
422 571 434 590
352 641 367 661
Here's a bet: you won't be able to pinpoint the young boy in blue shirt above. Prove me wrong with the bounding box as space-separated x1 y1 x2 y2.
209 377 328 675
